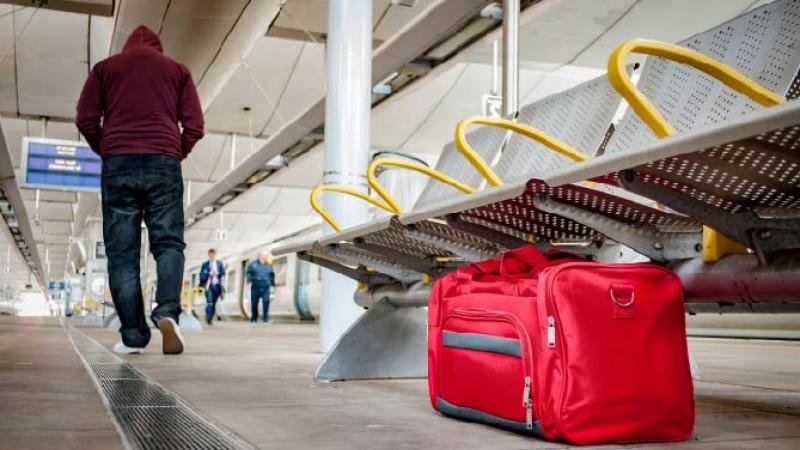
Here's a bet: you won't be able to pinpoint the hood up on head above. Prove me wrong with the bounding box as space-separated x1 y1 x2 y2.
122 25 163 53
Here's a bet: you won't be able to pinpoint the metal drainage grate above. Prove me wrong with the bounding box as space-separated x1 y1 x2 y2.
65 324 257 450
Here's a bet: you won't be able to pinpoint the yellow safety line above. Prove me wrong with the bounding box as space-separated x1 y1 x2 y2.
608 38 785 138
310 184 397 232
454 116 592 187
608 38 785 261
367 158 477 213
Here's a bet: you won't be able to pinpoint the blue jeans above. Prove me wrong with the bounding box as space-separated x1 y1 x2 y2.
205 284 222 323
250 284 271 323
102 155 185 348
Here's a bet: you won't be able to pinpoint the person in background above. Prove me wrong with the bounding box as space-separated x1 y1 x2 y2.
76 25 204 355
245 250 276 325
199 249 225 325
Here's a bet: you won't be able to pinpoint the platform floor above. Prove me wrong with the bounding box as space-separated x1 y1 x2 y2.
1 315 799 450
0 317 124 450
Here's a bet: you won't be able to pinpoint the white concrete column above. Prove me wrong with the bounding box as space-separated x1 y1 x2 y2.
319 0 373 352
502 0 520 116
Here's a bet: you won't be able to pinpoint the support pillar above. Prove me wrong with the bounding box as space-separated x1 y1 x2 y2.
320 0 373 353
502 0 520 116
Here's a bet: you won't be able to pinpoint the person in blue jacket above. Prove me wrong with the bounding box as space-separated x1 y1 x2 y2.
199 248 225 325
246 250 276 325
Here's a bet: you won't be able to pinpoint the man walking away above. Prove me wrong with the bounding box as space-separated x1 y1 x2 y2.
199 249 225 325
246 251 276 325
76 25 204 355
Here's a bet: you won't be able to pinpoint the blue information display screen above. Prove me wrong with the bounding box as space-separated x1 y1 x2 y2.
23 138 101 191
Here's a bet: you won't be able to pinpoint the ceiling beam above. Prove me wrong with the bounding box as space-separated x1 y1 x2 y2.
185 0 490 223
195 0 284 112
0 0 115 16
0 119 45 289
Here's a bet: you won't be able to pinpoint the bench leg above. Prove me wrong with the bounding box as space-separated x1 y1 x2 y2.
315 299 427 381
105 313 121 330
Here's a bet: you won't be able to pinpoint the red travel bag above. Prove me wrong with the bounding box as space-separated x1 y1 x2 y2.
428 246 694 445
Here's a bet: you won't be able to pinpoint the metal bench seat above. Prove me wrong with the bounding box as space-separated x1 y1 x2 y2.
284 104 800 285
563 100 800 264
341 101 800 311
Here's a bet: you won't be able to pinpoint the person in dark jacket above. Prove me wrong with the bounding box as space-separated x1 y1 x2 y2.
199 249 225 325
76 25 204 355
245 251 276 325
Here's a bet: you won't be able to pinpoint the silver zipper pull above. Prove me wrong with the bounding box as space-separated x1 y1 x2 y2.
523 376 533 430
547 316 556 348
526 403 534 430
522 376 531 407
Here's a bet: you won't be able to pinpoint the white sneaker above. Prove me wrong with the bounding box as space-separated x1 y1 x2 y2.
158 317 185 355
260 321 272 327
112 341 143 354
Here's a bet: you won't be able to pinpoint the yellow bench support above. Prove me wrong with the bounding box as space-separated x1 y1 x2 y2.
608 39 785 138
608 38 785 262
310 184 398 232
453 116 591 187
367 157 477 214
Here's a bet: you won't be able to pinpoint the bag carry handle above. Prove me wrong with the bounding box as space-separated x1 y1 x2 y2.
462 245 548 276
455 246 549 296
456 271 519 296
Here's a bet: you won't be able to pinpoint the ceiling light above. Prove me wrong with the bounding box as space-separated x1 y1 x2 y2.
217 193 236 205
246 170 270 185
265 155 285 169
373 84 392 95
480 3 503 20
425 18 496 60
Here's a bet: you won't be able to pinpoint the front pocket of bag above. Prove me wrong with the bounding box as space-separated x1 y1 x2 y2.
439 311 531 428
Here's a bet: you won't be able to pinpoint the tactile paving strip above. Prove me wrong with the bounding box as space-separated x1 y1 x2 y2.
65 325 256 450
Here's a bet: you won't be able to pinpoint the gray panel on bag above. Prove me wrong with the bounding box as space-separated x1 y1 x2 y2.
442 330 521 357
605 0 800 155
436 397 543 436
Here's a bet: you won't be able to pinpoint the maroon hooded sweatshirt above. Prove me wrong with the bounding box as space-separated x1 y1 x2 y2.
76 26 204 160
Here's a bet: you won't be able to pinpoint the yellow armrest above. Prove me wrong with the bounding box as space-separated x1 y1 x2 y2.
367 158 477 213
609 38 780 261
608 38 785 138
454 116 592 187
310 184 397 232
